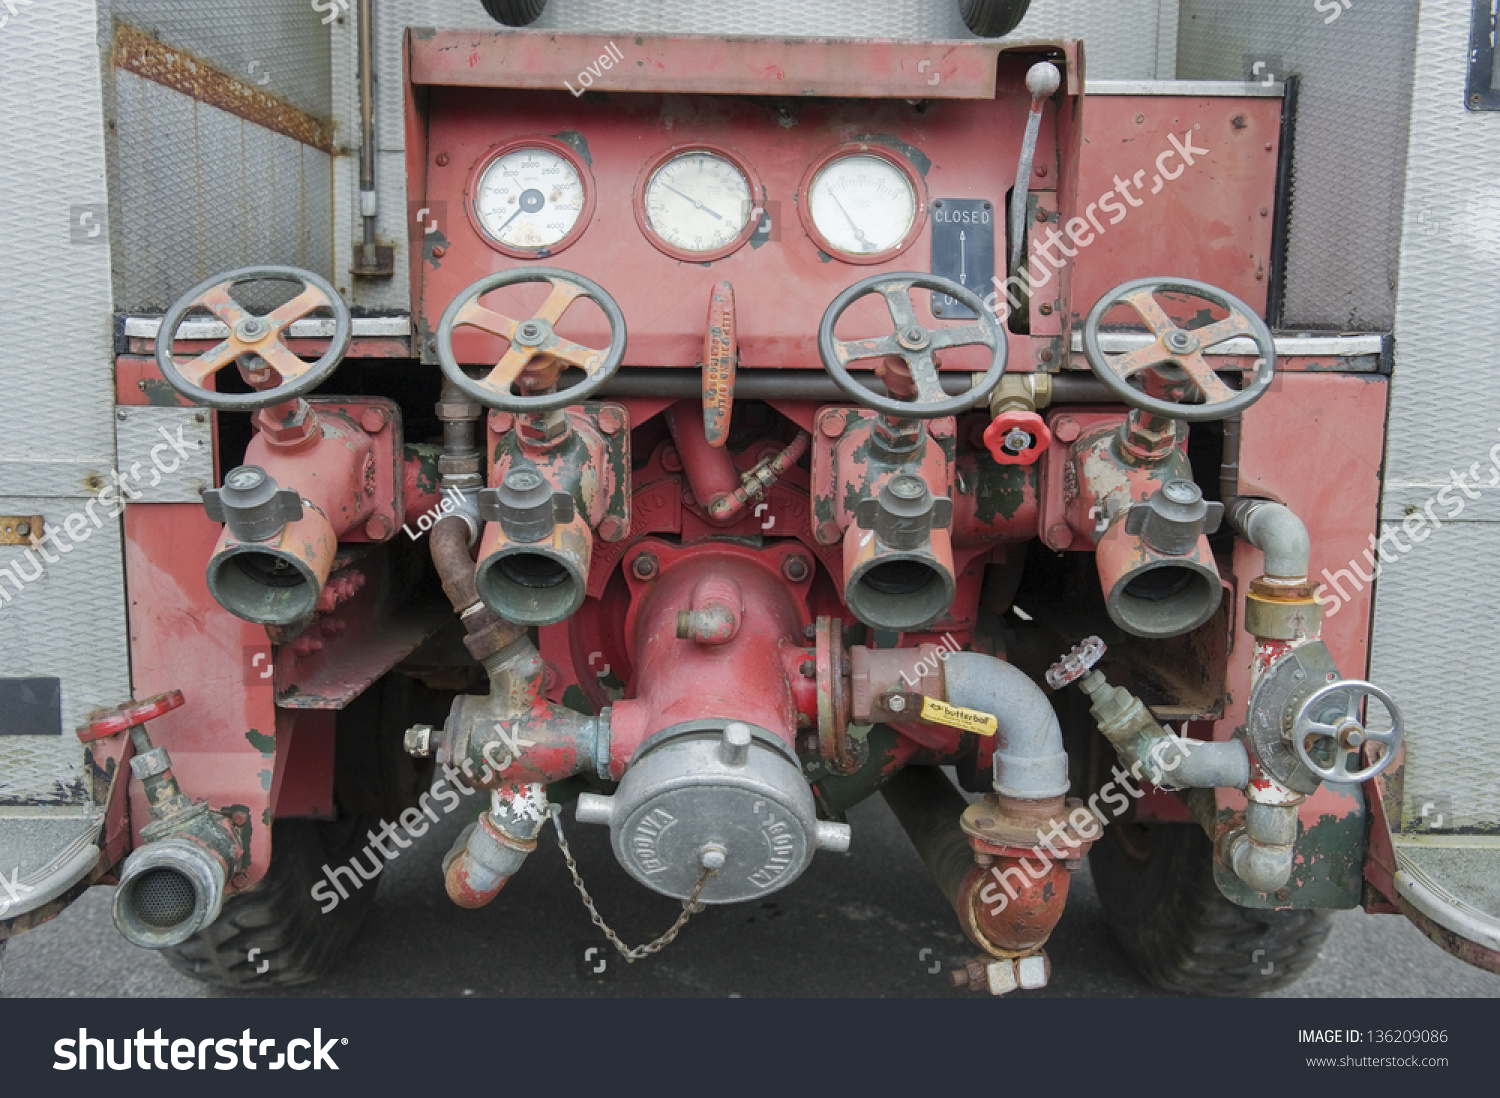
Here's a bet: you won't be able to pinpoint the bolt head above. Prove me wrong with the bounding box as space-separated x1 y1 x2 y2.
887 694 907 713
782 555 810 582
364 514 393 540
631 554 658 579
700 843 728 870
403 724 434 757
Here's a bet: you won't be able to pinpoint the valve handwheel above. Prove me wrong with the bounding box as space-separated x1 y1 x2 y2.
436 267 627 414
818 273 1007 420
1082 277 1276 423
156 267 352 411
1290 679 1404 784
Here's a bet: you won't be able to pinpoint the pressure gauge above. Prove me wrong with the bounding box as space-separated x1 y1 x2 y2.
800 146 926 263
637 146 761 261
468 138 593 257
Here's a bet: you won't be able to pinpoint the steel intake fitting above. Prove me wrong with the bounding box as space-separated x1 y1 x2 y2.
201 400 396 626
474 464 590 625
574 721 850 904
440 635 610 788
1096 478 1223 639
442 782 550 908
111 744 245 949
843 473 957 632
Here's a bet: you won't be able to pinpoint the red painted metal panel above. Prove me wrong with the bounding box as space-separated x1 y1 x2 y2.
415 81 1062 372
407 28 1009 100
1073 95 1282 325
1213 371 1389 843
122 503 278 886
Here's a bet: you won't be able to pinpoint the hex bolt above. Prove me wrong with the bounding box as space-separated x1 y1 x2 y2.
719 722 752 767
887 694 907 713
631 553 658 580
404 724 434 758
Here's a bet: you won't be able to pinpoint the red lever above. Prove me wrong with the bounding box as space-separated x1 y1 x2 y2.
983 410 1053 466
75 690 185 742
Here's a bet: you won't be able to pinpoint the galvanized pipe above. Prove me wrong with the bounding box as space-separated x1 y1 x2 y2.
1227 497 1310 582
942 652 1069 799
570 368 1112 404
357 0 378 268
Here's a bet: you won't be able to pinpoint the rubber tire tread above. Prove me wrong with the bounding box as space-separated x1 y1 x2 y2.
1090 820 1334 996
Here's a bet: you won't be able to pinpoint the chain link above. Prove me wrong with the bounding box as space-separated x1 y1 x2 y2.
549 805 713 963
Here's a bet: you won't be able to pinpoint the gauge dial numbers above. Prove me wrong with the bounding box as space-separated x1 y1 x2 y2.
799 145 927 264
466 138 595 258
636 146 763 261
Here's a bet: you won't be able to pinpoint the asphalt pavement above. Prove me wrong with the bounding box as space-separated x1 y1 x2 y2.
5 792 1498 999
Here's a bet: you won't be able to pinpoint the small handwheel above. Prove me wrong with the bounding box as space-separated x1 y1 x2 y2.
436 267 626 413
1290 679 1403 784
818 273 1007 420
156 267 351 412
1082 277 1275 423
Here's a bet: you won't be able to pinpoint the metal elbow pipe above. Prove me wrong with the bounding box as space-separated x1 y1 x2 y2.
442 783 548 909
1225 801 1298 894
1164 737 1250 790
1228 498 1310 581
942 652 1069 799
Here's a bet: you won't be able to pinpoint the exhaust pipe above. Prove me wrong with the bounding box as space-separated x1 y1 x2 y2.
113 837 228 949
843 474 957 632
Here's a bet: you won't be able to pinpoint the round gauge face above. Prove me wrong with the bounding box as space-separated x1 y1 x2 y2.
473 146 587 251
642 151 754 255
807 153 919 257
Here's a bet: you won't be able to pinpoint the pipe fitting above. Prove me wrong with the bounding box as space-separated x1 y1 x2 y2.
941 652 1069 800
442 783 549 908
1224 797 1300 895
843 476 957 633
1228 497 1311 582
474 510 592 626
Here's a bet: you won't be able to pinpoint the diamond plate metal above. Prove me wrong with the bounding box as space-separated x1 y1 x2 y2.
113 407 214 504
0 2 130 918
336 0 1179 312
109 72 336 313
1176 0 1418 330
104 0 333 118
1370 0 1500 834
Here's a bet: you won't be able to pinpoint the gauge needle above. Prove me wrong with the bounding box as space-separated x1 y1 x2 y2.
493 205 526 236
662 183 723 221
828 193 874 250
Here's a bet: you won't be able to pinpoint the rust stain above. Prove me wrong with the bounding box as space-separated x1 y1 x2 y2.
112 24 335 153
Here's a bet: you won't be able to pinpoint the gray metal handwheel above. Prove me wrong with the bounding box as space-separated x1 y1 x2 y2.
817 272 1007 420
436 267 627 414
155 267 351 412
1082 277 1276 424
1290 679 1403 784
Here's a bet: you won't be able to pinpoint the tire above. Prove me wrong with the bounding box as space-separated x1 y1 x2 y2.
160 816 381 988
959 0 1031 38
480 0 547 26
1089 820 1334 996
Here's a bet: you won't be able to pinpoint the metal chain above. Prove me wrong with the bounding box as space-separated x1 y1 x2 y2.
548 806 714 963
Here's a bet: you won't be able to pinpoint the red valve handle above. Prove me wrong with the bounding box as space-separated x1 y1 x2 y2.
982 410 1053 466
75 690 185 742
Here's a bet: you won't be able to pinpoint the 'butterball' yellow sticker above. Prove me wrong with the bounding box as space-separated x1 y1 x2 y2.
919 697 998 736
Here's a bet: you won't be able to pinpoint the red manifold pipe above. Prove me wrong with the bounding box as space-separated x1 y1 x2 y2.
608 544 810 773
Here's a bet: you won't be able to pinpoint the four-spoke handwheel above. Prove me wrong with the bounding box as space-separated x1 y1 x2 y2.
155 266 351 411
1082 277 1275 423
435 267 627 413
817 273 1007 420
